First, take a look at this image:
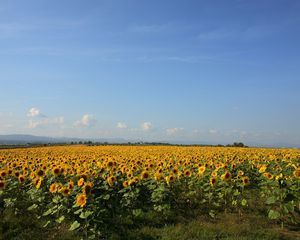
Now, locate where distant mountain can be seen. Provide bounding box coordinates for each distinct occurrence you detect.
[0,134,128,145]
[0,134,56,144]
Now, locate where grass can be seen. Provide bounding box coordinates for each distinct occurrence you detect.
[125,213,300,240]
[1,207,300,240]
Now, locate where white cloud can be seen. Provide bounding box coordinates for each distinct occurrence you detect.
[27,107,44,117]
[116,122,127,129]
[141,122,153,131]
[166,127,184,135]
[74,114,96,127]
[209,129,218,134]
[28,117,64,129]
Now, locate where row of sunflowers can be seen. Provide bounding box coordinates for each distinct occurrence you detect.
[0,145,299,238]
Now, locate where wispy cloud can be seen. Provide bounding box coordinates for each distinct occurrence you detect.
[27,107,45,118]
[28,117,64,129]
[141,122,153,131]
[116,122,128,129]
[166,127,184,135]
[74,114,97,127]
[208,129,218,135]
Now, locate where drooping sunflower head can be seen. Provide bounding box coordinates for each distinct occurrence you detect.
[0,180,5,189]
[84,182,93,195]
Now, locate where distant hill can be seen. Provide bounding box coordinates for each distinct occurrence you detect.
[0,134,128,145]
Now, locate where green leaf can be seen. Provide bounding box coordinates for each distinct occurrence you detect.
[283,202,294,214]
[102,194,110,200]
[233,189,240,196]
[209,210,216,218]
[74,208,83,215]
[55,216,65,223]
[132,209,142,217]
[43,208,53,216]
[43,220,51,228]
[266,196,276,205]
[79,211,93,219]
[268,210,280,220]
[27,203,38,211]
[241,199,247,206]
[69,221,81,231]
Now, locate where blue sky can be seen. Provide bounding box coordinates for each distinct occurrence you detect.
[0,0,300,146]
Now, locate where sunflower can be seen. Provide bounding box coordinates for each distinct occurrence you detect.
[83,182,93,195]
[198,166,206,175]
[14,171,20,178]
[62,188,71,197]
[49,183,58,193]
[293,167,300,178]
[211,171,217,177]
[140,171,150,180]
[154,172,163,181]
[242,176,250,186]
[18,175,25,184]
[184,169,192,177]
[36,169,45,177]
[210,177,217,186]
[237,170,244,177]
[0,170,7,178]
[172,168,179,175]
[106,161,114,168]
[263,172,273,180]
[76,193,87,208]
[78,178,85,187]
[221,171,232,182]
[127,171,133,178]
[122,181,129,188]
[34,177,42,189]
[107,176,117,187]
[259,165,267,173]
[0,180,5,189]
[52,167,60,176]
[165,174,175,185]
[68,180,74,190]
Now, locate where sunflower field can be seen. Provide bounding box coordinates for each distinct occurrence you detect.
[0,145,300,239]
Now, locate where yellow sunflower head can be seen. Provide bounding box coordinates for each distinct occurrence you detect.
[76,193,87,208]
